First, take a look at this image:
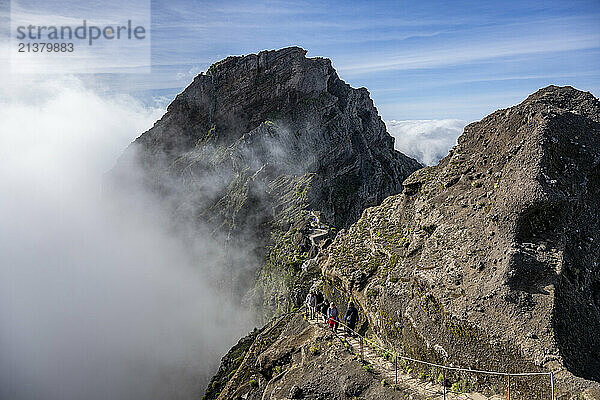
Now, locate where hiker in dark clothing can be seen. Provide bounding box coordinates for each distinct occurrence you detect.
[315,291,324,322]
[315,291,324,310]
[320,299,329,323]
[327,302,339,332]
[344,301,359,336]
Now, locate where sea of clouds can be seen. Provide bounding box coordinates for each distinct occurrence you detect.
[0,75,254,400]
[386,119,466,166]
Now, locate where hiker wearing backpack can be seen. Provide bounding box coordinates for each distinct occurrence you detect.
[320,298,329,323]
[306,291,318,319]
[327,302,339,332]
[344,301,358,336]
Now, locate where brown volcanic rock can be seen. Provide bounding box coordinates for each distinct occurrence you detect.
[121,47,420,230]
[204,86,600,399]
[318,86,600,398]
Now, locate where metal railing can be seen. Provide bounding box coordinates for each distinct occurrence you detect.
[304,305,555,400]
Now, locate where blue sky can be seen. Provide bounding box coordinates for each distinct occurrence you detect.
[117,0,600,121]
[3,0,600,121]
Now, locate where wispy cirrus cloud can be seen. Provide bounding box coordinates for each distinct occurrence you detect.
[4,0,597,122]
[337,31,600,75]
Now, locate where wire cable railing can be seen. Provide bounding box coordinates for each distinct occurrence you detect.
[303,305,555,400]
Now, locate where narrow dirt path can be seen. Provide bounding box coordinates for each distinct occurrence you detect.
[308,228,328,246]
[305,316,504,400]
[307,211,328,247]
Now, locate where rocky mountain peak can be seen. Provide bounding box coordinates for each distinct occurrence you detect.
[139,46,396,162]
[114,47,420,317]
[523,85,600,118]
[201,83,596,399]
[206,46,311,78]
[203,86,600,399]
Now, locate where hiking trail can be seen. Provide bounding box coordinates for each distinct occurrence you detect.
[306,315,505,400]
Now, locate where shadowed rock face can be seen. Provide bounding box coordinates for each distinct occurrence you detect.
[113,47,420,313]
[205,86,600,400]
[131,46,419,230]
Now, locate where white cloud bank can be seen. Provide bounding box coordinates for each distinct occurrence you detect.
[0,76,252,400]
[386,119,466,165]
[0,71,469,400]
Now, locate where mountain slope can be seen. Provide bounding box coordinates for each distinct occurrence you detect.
[209,86,600,399]
[323,85,600,397]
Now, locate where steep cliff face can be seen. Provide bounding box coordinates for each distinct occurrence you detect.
[209,86,600,399]
[113,47,420,315]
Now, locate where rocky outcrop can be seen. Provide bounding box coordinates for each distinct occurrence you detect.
[209,86,600,399]
[203,313,416,400]
[112,47,420,316]
[320,86,600,398]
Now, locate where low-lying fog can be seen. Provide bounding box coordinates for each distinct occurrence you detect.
[0,75,460,400]
[0,76,253,400]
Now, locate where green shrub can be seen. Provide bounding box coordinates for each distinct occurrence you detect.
[437,373,447,386]
[429,368,436,382]
[451,379,468,393]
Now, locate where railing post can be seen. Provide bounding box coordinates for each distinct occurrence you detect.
[443,368,446,400]
[507,375,511,400]
[550,372,555,400]
[395,356,398,385]
[360,337,364,362]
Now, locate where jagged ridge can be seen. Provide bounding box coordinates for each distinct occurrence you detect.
[320,85,600,398]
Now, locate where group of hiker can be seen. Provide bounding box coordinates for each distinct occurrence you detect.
[305,290,359,336]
